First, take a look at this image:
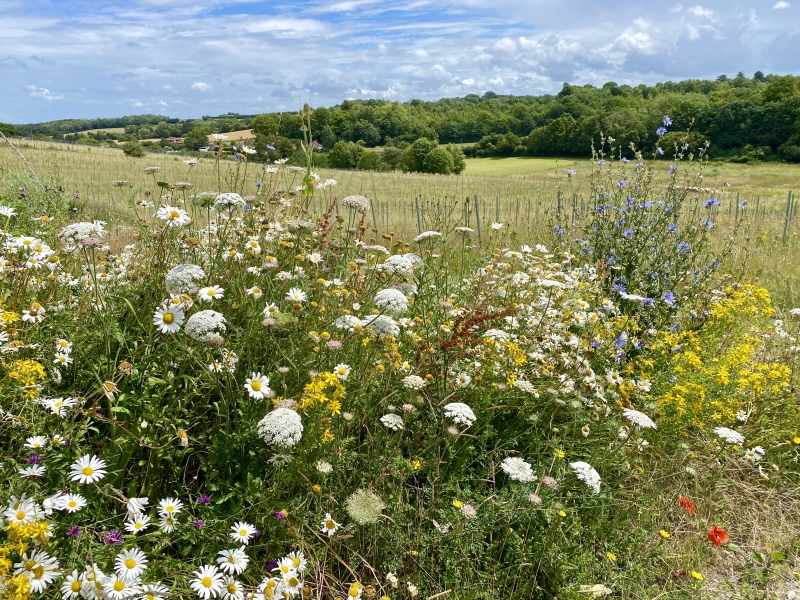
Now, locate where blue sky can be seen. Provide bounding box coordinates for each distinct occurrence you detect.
[1,0,798,123]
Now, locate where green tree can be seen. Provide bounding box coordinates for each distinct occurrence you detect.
[184,126,210,149]
[251,114,279,138]
[122,141,145,157]
[422,147,455,174]
[445,144,466,174]
[403,137,438,172]
[328,141,365,169]
[0,123,21,136]
[381,147,404,171]
[356,150,384,170]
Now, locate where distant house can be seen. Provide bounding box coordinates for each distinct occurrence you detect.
[312,140,325,151]
[168,137,184,144]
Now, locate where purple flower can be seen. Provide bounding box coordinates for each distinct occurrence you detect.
[704,220,714,229]
[102,530,124,546]
[266,144,276,150]
[596,159,606,165]
[677,242,691,253]
[668,165,677,174]
[193,520,205,529]
[72,192,81,200]
[656,127,667,136]
[607,256,616,265]
[66,526,81,537]
[621,157,630,163]
[657,147,664,156]
[668,223,678,233]
[591,340,602,349]
[642,299,654,308]
[623,228,634,238]
[663,291,676,306]
[613,333,628,348]
[28,454,41,464]
[554,225,563,235]
[567,168,576,176]
[266,559,279,571]
[635,162,644,167]
[233,153,241,162]
[19,188,27,199]
[617,179,627,188]
[254,181,261,187]
[198,494,211,506]
[663,116,673,127]
[274,510,287,520]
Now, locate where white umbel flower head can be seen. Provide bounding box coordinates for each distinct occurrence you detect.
[165,264,206,295]
[376,255,414,276]
[402,375,427,390]
[341,195,370,213]
[380,413,404,431]
[413,231,442,243]
[345,489,385,525]
[213,193,246,213]
[257,408,303,448]
[622,408,657,430]
[444,402,476,428]
[362,314,400,338]
[570,461,601,494]
[374,288,409,315]
[58,221,106,251]
[499,457,537,483]
[713,427,745,445]
[185,310,227,345]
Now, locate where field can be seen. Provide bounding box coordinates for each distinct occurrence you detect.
[0,131,799,600]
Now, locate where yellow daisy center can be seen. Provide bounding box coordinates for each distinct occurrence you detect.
[170,211,181,219]
[201,577,213,588]
[82,466,95,476]
[326,520,335,529]
[162,313,175,324]
[114,581,126,592]
[227,584,238,594]
[250,381,261,391]
[16,510,25,520]
[68,501,77,508]
[72,581,82,592]
[125,559,136,569]
[32,565,45,579]
[239,529,248,536]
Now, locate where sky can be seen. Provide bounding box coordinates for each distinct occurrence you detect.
[1,0,798,124]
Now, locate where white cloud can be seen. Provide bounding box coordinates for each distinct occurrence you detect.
[192,81,213,92]
[773,1,790,8]
[26,85,62,100]
[461,78,475,86]
[488,76,504,86]
[669,4,684,12]
[687,5,714,18]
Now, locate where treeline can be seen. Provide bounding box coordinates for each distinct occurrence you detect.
[10,72,800,164]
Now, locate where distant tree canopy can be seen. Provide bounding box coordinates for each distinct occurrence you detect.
[12,73,800,163]
[0,123,21,136]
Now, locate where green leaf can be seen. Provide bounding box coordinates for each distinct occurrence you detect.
[725,542,744,553]
[770,551,785,562]
[110,405,130,414]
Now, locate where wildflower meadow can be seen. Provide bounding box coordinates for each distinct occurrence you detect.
[0,113,798,600]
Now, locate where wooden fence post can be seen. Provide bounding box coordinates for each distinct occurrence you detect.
[783,191,792,243]
[474,194,482,242]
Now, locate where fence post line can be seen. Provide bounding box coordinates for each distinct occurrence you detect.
[557,191,562,216]
[783,190,792,243]
[495,196,499,223]
[515,198,520,226]
[735,192,739,222]
[415,196,422,234]
[474,194,482,242]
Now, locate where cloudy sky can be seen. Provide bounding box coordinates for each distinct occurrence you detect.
[1,0,798,123]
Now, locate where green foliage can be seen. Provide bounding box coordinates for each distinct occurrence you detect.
[328,140,365,169]
[0,122,21,136]
[121,141,145,158]
[356,150,385,171]
[183,126,210,149]
[421,146,455,174]
[404,137,438,172]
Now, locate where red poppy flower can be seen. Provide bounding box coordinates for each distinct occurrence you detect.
[678,496,696,515]
[708,526,730,546]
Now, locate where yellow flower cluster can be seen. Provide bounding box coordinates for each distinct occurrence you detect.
[297,371,346,415]
[0,521,52,600]
[4,359,46,398]
[656,285,789,426]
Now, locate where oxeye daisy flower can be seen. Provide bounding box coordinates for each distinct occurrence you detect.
[125,514,151,534]
[61,569,84,599]
[156,205,191,227]
[61,493,87,513]
[25,435,48,449]
[217,548,249,575]
[230,521,257,544]
[153,303,184,334]
[55,338,73,353]
[102,574,142,600]
[287,551,307,573]
[114,547,148,578]
[244,372,271,400]
[158,515,176,533]
[157,498,183,517]
[246,286,263,299]
[222,575,244,600]
[70,455,107,484]
[14,549,61,593]
[333,363,351,381]
[286,288,307,303]
[263,303,280,316]
[320,512,340,537]
[198,285,224,302]
[19,464,46,478]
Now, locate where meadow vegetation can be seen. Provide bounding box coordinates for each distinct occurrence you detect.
[0,113,798,600]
